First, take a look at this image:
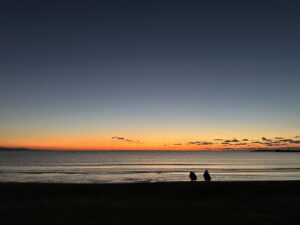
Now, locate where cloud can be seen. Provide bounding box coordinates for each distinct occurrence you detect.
[223,139,240,143]
[262,137,272,142]
[170,135,300,148]
[250,137,300,145]
[265,143,274,146]
[233,143,247,145]
[112,136,141,143]
[264,142,284,146]
[279,139,294,142]
[112,136,125,140]
[188,141,213,145]
[283,140,300,144]
[188,141,201,145]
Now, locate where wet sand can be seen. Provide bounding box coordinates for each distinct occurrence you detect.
[0,181,300,225]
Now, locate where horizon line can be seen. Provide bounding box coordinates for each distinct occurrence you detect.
[2,146,298,152]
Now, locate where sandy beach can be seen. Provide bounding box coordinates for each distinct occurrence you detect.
[0,181,299,225]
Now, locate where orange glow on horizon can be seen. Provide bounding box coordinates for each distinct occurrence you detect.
[1,139,298,151]
[1,130,299,151]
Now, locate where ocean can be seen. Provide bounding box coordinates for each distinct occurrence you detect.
[0,150,299,183]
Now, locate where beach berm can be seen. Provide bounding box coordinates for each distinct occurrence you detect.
[0,181,299,225]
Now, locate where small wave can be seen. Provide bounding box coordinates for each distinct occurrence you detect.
[9,163,229,167]
[0,171,89,175]
[96,163,219,167]
[215,168,300,173]
[1,167,300,176]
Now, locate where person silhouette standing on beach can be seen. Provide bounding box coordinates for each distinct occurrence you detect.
[189,171,197,182]
[203,170,211,182]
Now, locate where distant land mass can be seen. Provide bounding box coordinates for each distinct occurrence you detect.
[0,147,36,151]
[1,147,300,152]
[253,149,300,152]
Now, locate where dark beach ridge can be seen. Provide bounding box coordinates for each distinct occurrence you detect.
[1,181,300,225]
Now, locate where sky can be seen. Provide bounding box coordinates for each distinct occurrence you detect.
[1,0,300,150]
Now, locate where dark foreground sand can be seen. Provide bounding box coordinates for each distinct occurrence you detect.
[0,181,300,225]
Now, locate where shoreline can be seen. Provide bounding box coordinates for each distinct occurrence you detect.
[0,179,299,185]
[1,179,300,184]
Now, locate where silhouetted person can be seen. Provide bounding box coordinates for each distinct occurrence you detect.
[203,170,211,182]
[189,171,197,182]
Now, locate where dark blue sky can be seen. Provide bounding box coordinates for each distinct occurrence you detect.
[1,0,300,149]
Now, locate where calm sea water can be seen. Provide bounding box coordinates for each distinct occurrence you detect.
[0,150,299,183]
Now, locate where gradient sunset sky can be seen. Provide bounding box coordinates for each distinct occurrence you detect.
[1,0,300,150]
